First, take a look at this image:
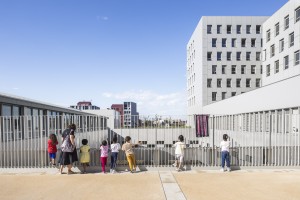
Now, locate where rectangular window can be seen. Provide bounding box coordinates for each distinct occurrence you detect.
[212,38,217,47]
[295,50,300,66]
[246,25,251,34]
[207,25,212,34]
[231,92,236,97]
[237,25,241,34]
[279,39,284,52]
[267,30,271,42]
[212,92,217,101]
[263,49,266,61]
[251,65,256,74]
[217,25,222,34]
[217,52,222,61]
[241,65,246,74]
[227,25,231,34]
[275,60,279,73]
[256,25,261,34]
[212,65,217,74]
[231,65,236,74]
[275,23,279,36]
[222,65,226,74]
[222,92,226,100]
[246,79,251,88]
[256,52,261,61]
[284,15,289,30]
[267,65,270,77]
[207,52,212,61]
[236,52,241,61]
[296,7,300,22]
[270,45,275,57]
[222,38,227,47]
[232,38,236,47]
[207,79,212,88]
[217,79,222,88]
[256,79,261,88]
[227,79,231,88]
[289,32,294,47]
[227,52,232,61]
[241,38,246,47]
[284,55,289,69]
[251,38,256,47]
[246,52,251,61]
[236,79,241,88]
[260,65,263,74]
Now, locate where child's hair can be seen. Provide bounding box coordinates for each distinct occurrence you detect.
[178,135,184,142]
[82,139,88,145]
[125,136,131,142]
[102,140,107,146]
[69,124,76,130]
[223,134,228,141]
[49,134,57,145]
[112,137,118,144]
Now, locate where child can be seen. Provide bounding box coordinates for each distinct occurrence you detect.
[110,136,121,173]
[122,136,139,173]
[80,139,90,174]
[48,134,58,166]
[220,134,231,172]
[100,140,109,173]
[173,135,186,171]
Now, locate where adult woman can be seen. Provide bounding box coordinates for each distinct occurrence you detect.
[60,124,78,174]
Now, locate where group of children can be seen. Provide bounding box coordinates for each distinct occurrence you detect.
[48,133,231,173]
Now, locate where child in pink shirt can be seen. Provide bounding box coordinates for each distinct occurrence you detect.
[100,140,109,173]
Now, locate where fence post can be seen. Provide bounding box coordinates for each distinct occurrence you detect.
[212,115,215,166]
[269,114,272,166]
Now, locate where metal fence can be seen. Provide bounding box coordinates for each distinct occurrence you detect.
[0,114,300,168]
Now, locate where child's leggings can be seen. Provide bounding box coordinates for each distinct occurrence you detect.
[100,157,107,172]
[126,154,136,171]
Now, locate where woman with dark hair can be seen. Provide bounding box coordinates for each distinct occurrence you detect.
[60,124,78,174]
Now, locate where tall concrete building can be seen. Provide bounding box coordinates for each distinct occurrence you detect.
[111,102,139,128]
[187,16,269,115]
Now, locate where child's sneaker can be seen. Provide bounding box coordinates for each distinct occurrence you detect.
[220,168,225,172]
[110,169,112,173]
[227,168,231,172]
[172,163,177,167]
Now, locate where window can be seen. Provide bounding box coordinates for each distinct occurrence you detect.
[227,25,231,34]
[267,65,270,77]
[227,52,232,61]
[222,38,227,47]
[256,79,261,88]
[231,92,236,97]
[227,79,231,88]
[246,25,251,34]
[237,25,241,34]
[246,79,251,88]
[260,65,263,74]
[236,52,241,61]
[207,79,212,87]
[256,25,261,34]
[279,39,284,52]
[222,92,226,100]
[284,55,289,69]
[207,25,212,34]
[263,49,266,61]
[275,23,279,36]
[295,51,300,66]
[212,92,217,101]
[231,65,236,74]
[256,52,261,61]
[222,65,226,74]
[275,60,279,73]
[217,25,222,34]
[212,65,217,74]
[241,38,246,47]
[296,7,300,23]
[236,79,241,88]
[251,38,256,47]
[267,30,271,42]
[232,38,236,47]
[289,32,294,47]
[217,52,222,61]
[241,65,246,74]
[207,52,212,61]
[284,15,289,30]
[212,38,217,47]
[217,79,222,88]
[246,52,251,61]
[270,45,275,57]
[251,65,256,74]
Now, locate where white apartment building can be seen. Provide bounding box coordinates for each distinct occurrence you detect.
[262,0,300,86]
[187,16,269,115]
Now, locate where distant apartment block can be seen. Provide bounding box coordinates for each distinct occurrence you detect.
[111,102,139,128]
[70,101,100,110]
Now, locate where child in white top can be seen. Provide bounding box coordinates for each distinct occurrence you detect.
[220,134,231,172]
[110,136,121,173]
[173,135,186,171]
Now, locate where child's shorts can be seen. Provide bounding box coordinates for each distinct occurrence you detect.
[175,154,184,163]
[49,153,56,159]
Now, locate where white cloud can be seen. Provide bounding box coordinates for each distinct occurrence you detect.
[97,16,109,21]
[102,90,187,116]
[12,87,19,90]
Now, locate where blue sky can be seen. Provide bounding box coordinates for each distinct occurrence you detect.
[0,0,288,115]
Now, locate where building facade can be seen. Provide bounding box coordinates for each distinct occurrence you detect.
[70,101,100,110]
[111,102,139,128]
